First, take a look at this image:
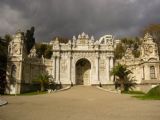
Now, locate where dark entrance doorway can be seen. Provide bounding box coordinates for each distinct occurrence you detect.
[76,59,91,85]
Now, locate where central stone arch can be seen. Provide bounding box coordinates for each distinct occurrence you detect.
[76,58,91,85]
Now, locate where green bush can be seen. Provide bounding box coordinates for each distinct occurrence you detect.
[147,85,160,96]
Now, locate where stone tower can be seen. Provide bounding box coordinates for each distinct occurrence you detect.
[6,31,26,94]
[140,33,159,61]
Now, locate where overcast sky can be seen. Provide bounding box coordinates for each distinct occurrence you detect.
[0,0,160,41]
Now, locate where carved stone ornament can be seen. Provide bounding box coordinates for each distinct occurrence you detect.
[29,46,37,57]
[123,48,134,59]
[12,43,21,55]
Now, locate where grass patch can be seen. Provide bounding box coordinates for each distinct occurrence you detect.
[1,91,47,96]
[146,85,160,96]
[133,95,160,100]
[19,91,47,96]
[130,85,160,100]
[122,89,160,100]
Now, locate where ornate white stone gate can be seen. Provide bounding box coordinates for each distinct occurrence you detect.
[52,33,115,86]
[6,32,116,94]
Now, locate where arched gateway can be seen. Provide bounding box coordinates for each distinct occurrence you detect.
[6,32,115,94]
[76,58,91,85]
[6,31,160,94]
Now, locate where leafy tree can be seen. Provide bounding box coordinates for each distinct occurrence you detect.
[35,43,53,59]
[115,43,125,59]
[44,45,53,59]
[52,36,69,43]
[25,26,35,54]
[33,73,53,91]
[143,24,160,41]
[35,43,47,58]
[111,64,136,92]
[0,34,11,94]
[115,37,141,59]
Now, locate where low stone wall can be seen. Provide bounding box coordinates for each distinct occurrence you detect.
[92,83,159,93]
[134,84,160,93]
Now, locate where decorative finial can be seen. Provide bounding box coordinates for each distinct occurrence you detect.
[91,36,94,41]
[82,32,85,37]
[86,35,89,39]
[78,34,81,39]
[144,32,153,42]
[73,36,76,41]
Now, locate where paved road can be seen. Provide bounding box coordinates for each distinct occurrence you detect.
[0,86,160,120]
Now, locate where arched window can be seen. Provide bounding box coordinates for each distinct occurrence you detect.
[11,65,17,84]
[150,66,156,79]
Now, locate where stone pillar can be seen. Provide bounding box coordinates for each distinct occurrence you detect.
[72,58,75,85]
[109,57,114,81]
[52,56,56,79]
[96,56,100,84]
[56,56,60,84]
[106,57,110,82]
[17,62,22,94]
[68,56,72,85]
[19,62,22,81]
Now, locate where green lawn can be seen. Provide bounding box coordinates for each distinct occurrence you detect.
[2,91,47,96]
[19,91,47,96]
[133,95,160,100]
[124,85,160,100]
[123,90,160,100]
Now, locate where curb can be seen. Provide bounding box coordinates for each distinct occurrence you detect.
[0,99,8,106]
[56,86,71,92]
[48,86,71,93]
[96,86,121,94]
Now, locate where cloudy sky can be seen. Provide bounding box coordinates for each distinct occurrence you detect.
[0,0,160,41]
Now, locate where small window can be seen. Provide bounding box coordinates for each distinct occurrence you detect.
[150,66,156,79]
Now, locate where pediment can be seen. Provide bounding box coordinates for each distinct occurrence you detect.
[148,57,158,62]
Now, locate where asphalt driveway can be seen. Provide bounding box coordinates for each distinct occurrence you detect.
[0,86,160,120]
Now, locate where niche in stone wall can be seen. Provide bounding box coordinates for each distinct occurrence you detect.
[10,64,17,84]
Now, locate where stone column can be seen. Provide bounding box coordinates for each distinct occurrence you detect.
[56,56,60,84]
[17,61,22,94]
[106,57,110,82]
[68,56,72,85]
[109,57,114,81]
[19,62,22,81]
[52,56,56,79]
[72,58,75,85]
[96,56,100,84]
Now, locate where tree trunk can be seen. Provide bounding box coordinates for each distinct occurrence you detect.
[120,81,124,92]
[40,83,44,91]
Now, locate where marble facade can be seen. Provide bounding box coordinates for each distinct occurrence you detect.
[6,32,116,94]
[6,31,160,94]
[117,33,160,91]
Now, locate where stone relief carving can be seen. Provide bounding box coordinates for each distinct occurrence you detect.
[123,48,134,60]
[29,46,37,57]
[61,59,67,72]
[140,33,159,61]
[12,43,21,55]
[100,59,105,71]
